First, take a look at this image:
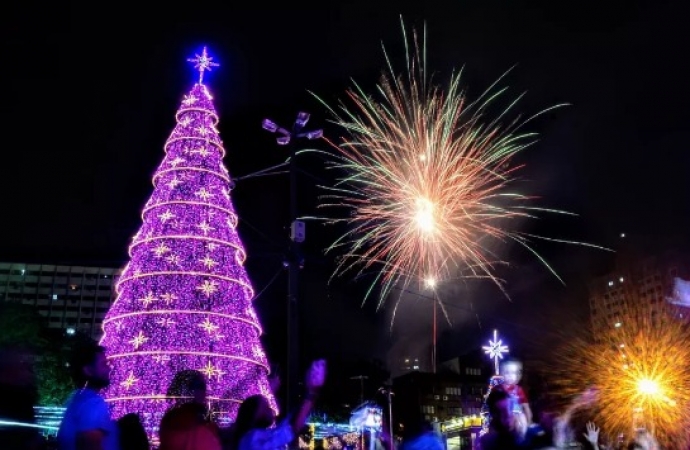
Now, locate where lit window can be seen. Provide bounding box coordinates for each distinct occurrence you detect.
[608,281,614,287]
[615,322,622,328]
[66,328,75,335]
[619,277,624,283]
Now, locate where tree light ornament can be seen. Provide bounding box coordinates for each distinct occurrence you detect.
[100,47,277,439]
[482,329,509,375]
[187,46,219,83]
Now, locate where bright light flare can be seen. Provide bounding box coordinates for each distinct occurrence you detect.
[414,197,436,234]
[637,378,661,397]
[423,275,437,290]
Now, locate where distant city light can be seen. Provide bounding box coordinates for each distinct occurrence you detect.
[608,281,614,287]
[619,277,625,283]
[614,322,622,328]
[66,328,75,335]
[620,232,626,238]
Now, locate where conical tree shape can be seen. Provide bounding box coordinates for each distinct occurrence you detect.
[100,57,277,439]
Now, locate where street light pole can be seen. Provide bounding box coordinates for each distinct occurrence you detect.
[379,385,395,443]
[262,113,322,413]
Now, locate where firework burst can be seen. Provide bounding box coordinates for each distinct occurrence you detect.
[555,297,690,447]
[309,19,599,316]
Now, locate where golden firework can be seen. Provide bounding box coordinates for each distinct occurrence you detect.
[556,296,690,447]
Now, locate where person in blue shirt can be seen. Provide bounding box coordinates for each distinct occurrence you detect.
[57,344,119,450]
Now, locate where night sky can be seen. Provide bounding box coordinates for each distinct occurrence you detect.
[3,1,689,374]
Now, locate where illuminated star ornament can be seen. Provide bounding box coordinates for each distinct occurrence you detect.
[187,46,219,83]
[483,329,509,375]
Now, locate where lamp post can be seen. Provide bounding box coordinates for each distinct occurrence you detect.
[423,276,438,373]
[379,385,395,443]
[262,113,322,412]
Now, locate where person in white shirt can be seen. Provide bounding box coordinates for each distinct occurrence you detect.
[230,359,326,450]
[57,344,119,450]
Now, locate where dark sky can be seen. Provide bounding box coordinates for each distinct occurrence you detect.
[2,1,689,373]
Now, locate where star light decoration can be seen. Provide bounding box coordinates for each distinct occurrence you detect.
[187,46,219,83]
[121,371,139,390]
[483,329,509,375]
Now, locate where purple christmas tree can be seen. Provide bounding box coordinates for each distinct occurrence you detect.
[100,47,277,439]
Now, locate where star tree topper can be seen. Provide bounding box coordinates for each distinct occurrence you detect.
[187,46,219,83]
[483,329,509,375]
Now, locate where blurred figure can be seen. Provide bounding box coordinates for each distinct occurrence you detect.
[399,420,443,450]
[553,387,599,448]
[116,413,149,450]
[523,396,557,449]
[477,387,524,450]
[159,370,221,450]
[627,429,659,450]
[57,344,119,450]
[500,359,533,427]
[231,359,326,450]
[0,344,43,450]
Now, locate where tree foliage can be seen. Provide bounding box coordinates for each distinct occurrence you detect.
[0,302,95,405]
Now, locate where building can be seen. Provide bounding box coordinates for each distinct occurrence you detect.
[401,356,423,372]
[588,246,689,336]
[438,353,489,417]
[393,371,464,428]
[393,356,489,449]
[0,262,121,340]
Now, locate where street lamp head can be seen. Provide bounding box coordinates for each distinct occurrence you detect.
[277,135,291,146]
[305,129,323,140]
[296,112,310,127]
[262,118,278,133]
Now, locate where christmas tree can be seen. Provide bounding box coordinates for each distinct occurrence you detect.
[100,47,277,438]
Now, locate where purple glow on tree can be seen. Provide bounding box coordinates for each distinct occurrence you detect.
[99,48,277,440]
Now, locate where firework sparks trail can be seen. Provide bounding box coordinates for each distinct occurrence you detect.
[307,19,603,321]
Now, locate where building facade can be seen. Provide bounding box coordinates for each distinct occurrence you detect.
[0,262,121,340]
[393,365,488,450]
[589,249,689,336]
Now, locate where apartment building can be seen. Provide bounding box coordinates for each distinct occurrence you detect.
[0,262,121,340]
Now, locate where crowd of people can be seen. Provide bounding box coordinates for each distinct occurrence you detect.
[0,342,672,450]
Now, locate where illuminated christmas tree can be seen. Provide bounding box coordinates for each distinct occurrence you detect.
[100,47,277,438]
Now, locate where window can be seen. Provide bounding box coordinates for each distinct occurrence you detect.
[445,387,461,396]
[421,405,435,414]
